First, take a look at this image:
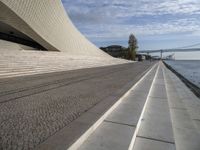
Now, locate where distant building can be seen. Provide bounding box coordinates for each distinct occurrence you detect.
[135,54,151,61]
[100,45,128,58]
[100,45,152,61]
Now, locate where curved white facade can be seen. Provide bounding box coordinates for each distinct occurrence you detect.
[0,0,110,57]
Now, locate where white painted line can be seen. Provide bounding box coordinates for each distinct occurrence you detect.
[128,62,160,150]
[68,63,158,150]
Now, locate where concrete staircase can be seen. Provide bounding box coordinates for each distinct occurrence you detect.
[0,50,130,79]
[66,62,200,150]
[0,39,37,51]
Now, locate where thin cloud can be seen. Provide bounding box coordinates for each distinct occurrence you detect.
[62,0,200,48]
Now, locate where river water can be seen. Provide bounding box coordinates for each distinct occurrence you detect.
[164,60,200,88]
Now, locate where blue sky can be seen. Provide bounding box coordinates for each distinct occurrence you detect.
[62,0,200,59]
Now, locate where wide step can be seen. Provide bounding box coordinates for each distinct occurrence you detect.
[0,50,130,78]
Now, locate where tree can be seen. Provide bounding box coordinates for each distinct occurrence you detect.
[128,34,138,60]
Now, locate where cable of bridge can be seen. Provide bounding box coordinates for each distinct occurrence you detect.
[139,42,200,53]
[172,42,200,49]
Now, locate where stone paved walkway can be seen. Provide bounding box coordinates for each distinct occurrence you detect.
[0,62,154,150]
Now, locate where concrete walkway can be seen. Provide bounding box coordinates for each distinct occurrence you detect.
[74,62,200,150]
[163,64,200,150]
[69,63,158,150]
[0,62,154,150]
[1,61,199,150]
[133,63,175,150]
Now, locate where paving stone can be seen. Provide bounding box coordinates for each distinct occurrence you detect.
[149,84,167,99]
[105,98,146,126]
[173,127,200,150]
[133,137,175,150]
[138,98,174,143]
[78,122,135,150]
[170,109,196,129]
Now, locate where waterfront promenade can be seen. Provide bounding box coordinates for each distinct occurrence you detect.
[0,61,154,149]
[0,61,200,150]
[69,62,200,150]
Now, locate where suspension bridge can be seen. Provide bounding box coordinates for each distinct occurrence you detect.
[138,42,200,58]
